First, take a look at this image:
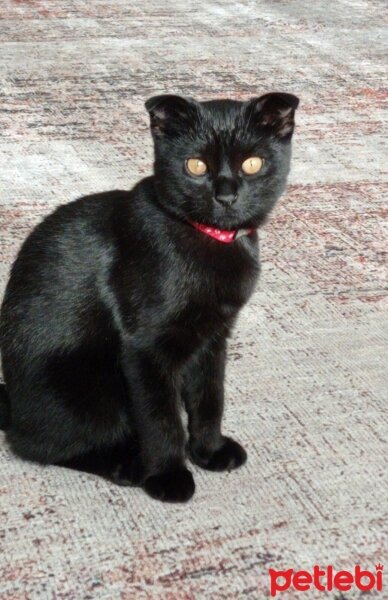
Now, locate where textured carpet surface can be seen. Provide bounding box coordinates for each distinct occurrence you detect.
[0,1,387,598]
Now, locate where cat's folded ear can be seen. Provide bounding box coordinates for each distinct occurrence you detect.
[145,95,199,137]
[247,93,299,140]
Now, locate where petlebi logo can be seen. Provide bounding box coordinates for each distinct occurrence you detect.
[269,563,384,596]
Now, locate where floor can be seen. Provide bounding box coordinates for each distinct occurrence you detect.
[0,1,387,598]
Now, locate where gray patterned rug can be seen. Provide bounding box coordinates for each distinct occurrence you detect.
[0,1,386,598]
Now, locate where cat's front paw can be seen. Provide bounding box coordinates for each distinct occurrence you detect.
[189,436,247,472]
[144,467,195,503]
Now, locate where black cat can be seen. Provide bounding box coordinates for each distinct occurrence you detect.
[0,93,298,502]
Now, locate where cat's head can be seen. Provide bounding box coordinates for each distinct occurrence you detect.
[145,93,299,230]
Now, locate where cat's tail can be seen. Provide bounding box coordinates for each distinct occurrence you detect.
[0,383,11,430]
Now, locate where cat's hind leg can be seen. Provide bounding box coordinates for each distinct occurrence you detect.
[56,436,144,486]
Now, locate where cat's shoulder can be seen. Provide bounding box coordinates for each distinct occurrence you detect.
[41,178,152,225]
[62,176,155,216]
[59,188,131,215]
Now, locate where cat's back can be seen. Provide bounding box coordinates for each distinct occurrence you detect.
[0,189,135,355]
[6,188,136,282]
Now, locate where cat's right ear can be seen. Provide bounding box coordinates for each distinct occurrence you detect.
[144,95,199,137]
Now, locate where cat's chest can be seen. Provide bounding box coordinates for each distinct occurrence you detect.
[156,257,259,362]
[177,250,259,312]
[157,301,234,363]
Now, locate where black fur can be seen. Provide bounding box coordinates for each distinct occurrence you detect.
[0,383,10,429]
[0,93,298,502]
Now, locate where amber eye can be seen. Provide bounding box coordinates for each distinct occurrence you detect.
[186,158,208,176]
[241,156,264,175]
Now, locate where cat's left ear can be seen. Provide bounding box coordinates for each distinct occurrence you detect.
[247,93,299,140]
[145,94,199,137]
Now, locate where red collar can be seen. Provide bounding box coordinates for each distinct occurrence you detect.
[189,221,254,243]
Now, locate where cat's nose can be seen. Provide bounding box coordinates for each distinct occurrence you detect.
[215,193,238,207]
[214,177,238,207]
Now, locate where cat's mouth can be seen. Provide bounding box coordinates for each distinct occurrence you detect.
[196,210,253,232]
[188,220,253,243]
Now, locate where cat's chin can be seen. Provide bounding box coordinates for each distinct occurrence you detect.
[159,198,261,232]
[208,205,274,231]
[192,213,256,232]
